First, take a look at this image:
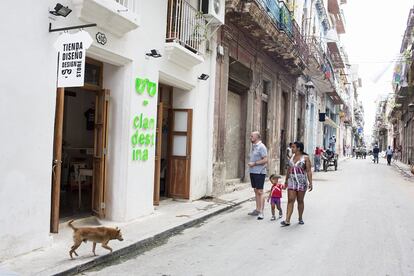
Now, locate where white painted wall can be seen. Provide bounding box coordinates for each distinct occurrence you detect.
[103,63,130,221]
[0,0,57,260]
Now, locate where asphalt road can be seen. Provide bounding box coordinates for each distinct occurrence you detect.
[84,158,414,276]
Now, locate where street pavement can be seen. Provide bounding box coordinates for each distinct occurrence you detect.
[83,158,414,276]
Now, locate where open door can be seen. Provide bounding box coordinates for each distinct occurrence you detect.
[50,88,65,233]
[153,102,163,205]
[92,89,109,218]
[167,109,192,199]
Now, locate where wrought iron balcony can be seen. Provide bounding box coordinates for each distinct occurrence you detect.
[327,0,346,33]
[258,0,293,37]
[226,0,306,74]
[309,37,335,84]
[115,0,137,12]
[293,20,309,65]
[166,0,206,55]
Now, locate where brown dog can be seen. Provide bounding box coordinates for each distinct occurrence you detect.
[68,220,124,259]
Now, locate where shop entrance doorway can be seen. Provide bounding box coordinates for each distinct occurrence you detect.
[153,84,193,205]
[50,58,109,233]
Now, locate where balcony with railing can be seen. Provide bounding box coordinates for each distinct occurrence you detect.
[72,0,139,36]
[257,0,294,37]
[293,21,310,65]
[226,0,307,74]
[327,0,346,34]
[164,0,206,68]
[315,0,331,32]
[309,37,335,86]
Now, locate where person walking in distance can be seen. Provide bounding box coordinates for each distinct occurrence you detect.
[386,146,393,166]
[247,132,268,220]
[314,146,323,172]
[329,135,336,153]
[280,142,313,226]
[373,144,380,164]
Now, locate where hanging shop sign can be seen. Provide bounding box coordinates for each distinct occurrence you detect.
[54,30,93,88]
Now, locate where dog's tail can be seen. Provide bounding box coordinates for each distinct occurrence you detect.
[68,220,78,231]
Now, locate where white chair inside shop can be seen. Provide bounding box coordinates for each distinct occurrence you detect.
[77,168,93,209]
[70,163,87,191]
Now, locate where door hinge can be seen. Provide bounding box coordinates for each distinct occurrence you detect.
[101,202,106,209]
[103,148,108,155]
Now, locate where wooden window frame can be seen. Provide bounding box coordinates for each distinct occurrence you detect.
[83,57,104,91]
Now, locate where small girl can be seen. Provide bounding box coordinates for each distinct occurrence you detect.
[268,174,285,221]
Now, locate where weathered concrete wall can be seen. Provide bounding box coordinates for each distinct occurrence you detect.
[224,91,243,180]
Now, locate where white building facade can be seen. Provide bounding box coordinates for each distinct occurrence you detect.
[0,0,223,260]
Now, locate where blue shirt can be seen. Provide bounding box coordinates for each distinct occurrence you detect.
[249,142,268,174]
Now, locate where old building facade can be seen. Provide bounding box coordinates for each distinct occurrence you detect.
[376,7,414,164]
[211,0,310,193]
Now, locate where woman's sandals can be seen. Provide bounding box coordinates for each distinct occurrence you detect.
[280,221,290,227]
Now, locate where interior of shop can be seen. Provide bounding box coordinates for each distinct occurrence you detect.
[59,87,96,219]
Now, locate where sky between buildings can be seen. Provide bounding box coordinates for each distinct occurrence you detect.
[341,0,414,137]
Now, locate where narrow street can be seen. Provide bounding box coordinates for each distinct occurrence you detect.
[84,158,414,276]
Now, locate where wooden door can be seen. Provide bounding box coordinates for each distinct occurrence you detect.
[153,103,163,205]
[167,109,192,199]
[92,89,110,218]
[50,88,65,233]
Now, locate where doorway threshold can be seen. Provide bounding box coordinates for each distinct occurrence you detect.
[59,213,98,225]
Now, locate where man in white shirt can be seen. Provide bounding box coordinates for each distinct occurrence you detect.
[386,146,393,166]
[247,132,268,220]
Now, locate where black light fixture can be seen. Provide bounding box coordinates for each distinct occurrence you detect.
[304,80,314,89]
[146,49,162,58]
[49,3,72,17]
[198,74,209,80]
[408,102,414,113]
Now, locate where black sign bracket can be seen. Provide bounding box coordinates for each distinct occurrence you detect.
[49,22,97,33]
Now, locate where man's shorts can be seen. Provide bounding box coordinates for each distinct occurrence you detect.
[250,173,266,190]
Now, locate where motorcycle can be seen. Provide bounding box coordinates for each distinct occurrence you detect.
[322,150,338,171]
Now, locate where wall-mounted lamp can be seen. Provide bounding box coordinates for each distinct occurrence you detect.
[146,49,162,58]
[408,102,414,113]
[49,3,72,17]
[304,81,314,89]
[198,74,209,81]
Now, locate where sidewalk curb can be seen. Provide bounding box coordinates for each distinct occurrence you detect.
[53,196,254,276]
[392,162,413,179]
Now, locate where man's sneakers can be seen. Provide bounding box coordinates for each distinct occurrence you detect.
[270,215,276,221]
[248,209,259,216]
[248,209,264,220]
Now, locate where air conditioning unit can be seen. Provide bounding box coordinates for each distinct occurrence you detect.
[201,0,225,26]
